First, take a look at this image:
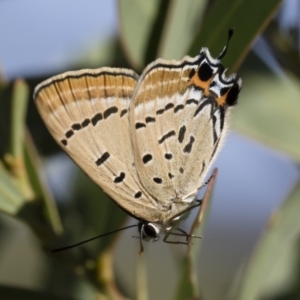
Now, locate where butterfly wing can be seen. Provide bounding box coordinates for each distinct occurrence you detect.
[130,49,241,207]
[34,68,163,222]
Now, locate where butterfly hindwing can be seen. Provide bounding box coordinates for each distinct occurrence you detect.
[130,50,239,205]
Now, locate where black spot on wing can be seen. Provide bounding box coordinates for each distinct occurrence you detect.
[143,154,153,164]
[156,108,164,115]
[174,104,184,113]
[212,115,218,144]
[189,68,196,78]
[82,118,90,127]
[200,161,206,176]
[164,153,172,160]
[219,106,225,131]
[120,109,128,117]
[198,62,213,81]
[168,172,174,179]
[146,116,155,123]
[220,87,230,96]
[104,106,118,119]
[194,99,211,117]
[183,136,195,153]
[92,113,103,126]
[114,172,126,183]
[134,191,142,198]
[165,103,174,110]
[72,123,82,131]
[186,99,198,106]
[211,106,225,144]
[65,130,74,139]
[158,130,176,144]
[226,82,240,106]
[153,177,163,184]
[95,152,110,166]
[178,125,186,143]
[179,167,184,174]
[136,122,146,129]
[61,139,67,146]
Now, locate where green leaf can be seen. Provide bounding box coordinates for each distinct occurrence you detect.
[234,180,300,300]
[10,79,29,159]
[23,131,63,235]
[233,72,300,162]
[0,80,63,245]
[0,162,24,214]
[6,80,35,200]
[158,0,208,60]
[118,0,208,67]
[119,0,283,74]
[189,0,283,72]
[0,80,32,215]
[118,0,161,69]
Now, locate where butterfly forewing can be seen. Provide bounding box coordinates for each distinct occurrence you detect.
[130,52,232,206]
[34,68,162,222]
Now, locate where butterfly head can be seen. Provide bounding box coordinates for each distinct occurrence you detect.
[138,221,161,242]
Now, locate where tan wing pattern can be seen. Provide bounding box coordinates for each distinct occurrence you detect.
[130,49,242,205]
[34,68,164,222]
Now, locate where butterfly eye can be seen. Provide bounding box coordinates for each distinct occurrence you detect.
[141,223,160,242]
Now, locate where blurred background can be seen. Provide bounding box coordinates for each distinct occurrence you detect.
[0,0,300,299]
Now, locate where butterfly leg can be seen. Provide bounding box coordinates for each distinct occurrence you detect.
[174,228,202,242]
[163,228,202,245]
[163,231,190,245]
[131,235,144,254]
[138,224,145,254]
[131,226,145,254]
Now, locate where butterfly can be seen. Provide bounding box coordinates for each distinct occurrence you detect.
[34,30,242,252]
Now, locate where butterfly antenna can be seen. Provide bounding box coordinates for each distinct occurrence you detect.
[218,28,234,60]
[50,224,139,253]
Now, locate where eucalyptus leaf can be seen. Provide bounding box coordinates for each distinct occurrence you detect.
[233,72,300,162]
[157,0,208,60]
[0,162,24,215]
[118,0,161,69]
[189,0,283,72]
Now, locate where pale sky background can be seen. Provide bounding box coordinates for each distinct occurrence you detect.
[0,0,117,78]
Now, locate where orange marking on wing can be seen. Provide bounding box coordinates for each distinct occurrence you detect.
[216,93,228,106]
[189,72,213,96]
